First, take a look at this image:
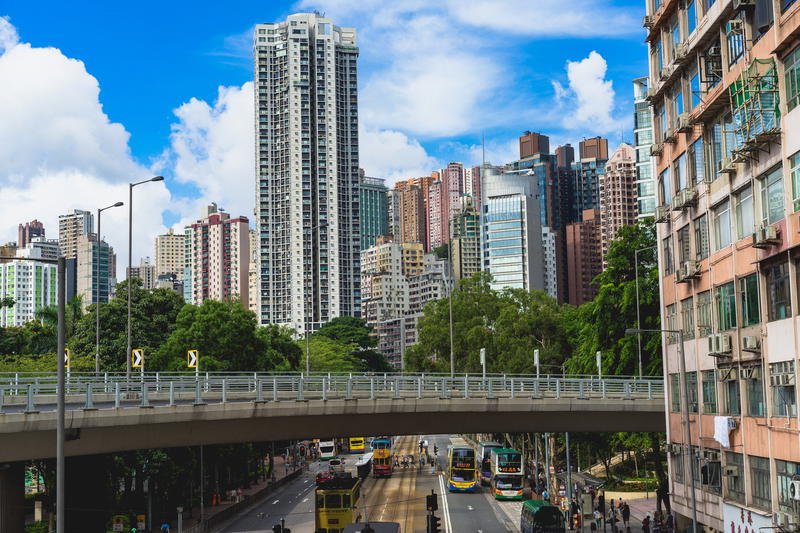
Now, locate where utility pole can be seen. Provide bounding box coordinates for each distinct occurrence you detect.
[56,257,65,533]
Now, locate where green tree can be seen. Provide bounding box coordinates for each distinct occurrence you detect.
[564,219,661,376]
[307,335,364,372]
[315,317,392,372]
[433,243,449,259]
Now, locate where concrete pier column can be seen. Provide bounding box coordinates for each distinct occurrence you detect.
[0,462,24,533]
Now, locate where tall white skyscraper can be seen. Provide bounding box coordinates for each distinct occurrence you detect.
[254,13,361,333]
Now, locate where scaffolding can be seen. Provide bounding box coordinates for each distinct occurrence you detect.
[727,58,781,162]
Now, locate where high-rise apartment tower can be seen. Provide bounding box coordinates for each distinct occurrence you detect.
[254,13,361,333]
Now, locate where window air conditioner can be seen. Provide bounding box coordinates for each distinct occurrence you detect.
[790,480,800,501]
[717,158,736,174]
[724,465,740,477]
[643,15,654,28]
[753,225,780,248]
[742,336,760,352]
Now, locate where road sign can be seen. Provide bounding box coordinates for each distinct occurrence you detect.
[64,348,71,368]
[549,465,555,475]
[112,516,125,532]
[132,349,144,368]
[136,514,145,529]
[187,350,199,368]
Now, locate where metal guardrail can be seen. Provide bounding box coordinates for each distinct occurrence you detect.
[0,373,664,414]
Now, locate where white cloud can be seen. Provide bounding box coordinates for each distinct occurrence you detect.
[442,0,639,37]
[0,16,18,53]
[360,128,440,184]
[0,19,171,276]
[158,82,256,228]
[555,51,624,135]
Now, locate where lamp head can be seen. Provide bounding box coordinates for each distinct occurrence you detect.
[113,202,124,207]
[151,176,165,182]
[625,328,643,335]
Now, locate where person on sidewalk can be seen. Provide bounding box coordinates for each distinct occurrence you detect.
[642,515,651,533]
[621,501,631,528]
[160,522,170,533]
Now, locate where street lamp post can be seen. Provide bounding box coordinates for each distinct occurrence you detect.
[95,202,123,375]
[626,327,698,533]
[126,176,164,383]
[634,245,657,378]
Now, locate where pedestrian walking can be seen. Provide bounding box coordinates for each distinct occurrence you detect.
[621,501,631,527]
[160,522,170,533]
[542,488,550,502]
[642,515,651,533]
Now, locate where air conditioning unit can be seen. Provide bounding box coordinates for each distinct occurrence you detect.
[720,334,732,353]
[677,112,692,133]
[717,158,736,174]
[717,367,738,380]
[704,450,720,462]
[710,334,733,355]
[724,465,741,477]
[753,225,780,248]
[733,0,756,11]
[773,373,797,387]
[726,19,744,35]
[790,480,800,501]
[681,260,701,280]
[675,43,688,62]
[655,205,671,223]
[664,126,678,143]
[643,15,655,28]
[651,142,664,156]
[742,336,760,352]
[775,512,789,528]
[740,366,758,379]
[660,66,673,81]
[673,188,698,210]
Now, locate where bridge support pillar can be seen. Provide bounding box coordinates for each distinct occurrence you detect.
[0,462,24,533]
[66,455,109,532]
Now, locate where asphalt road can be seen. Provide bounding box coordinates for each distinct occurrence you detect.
[220,434,518,533]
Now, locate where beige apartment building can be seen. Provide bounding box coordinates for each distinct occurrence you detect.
[154,228,185,278]
[360,238,424,324]
[647,0,800,531]
[58,209,94,259]
[600,143,638,266]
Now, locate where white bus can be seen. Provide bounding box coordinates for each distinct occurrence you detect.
[319,439,337,460]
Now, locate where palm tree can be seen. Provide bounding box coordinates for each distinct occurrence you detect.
[34,295,84,340]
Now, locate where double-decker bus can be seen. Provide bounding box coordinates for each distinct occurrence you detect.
[319,439,337,461]
[447,438,478,492]
[490,448,524,500]
[371,437,393,477]
[315,474,362,533]
[520,500,565,533]
[478,441,502,485]
[349,437,366,453]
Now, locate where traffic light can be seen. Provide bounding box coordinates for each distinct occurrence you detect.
[433,445,438,455]
[598,494,605,514]
[427,514,442,533]
[426,491,438,512]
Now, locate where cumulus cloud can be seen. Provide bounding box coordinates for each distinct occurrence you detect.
[158,83,256,227]
[0,18,171,276]
[360,128,440,184]
[554,51,624,135]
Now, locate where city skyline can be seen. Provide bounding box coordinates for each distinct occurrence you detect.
[0,2,649,276]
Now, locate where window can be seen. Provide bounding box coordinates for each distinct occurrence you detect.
[750,456,771,510]
[771,361,797,417]
[725,378,741,415]
[759,166,785,226]
[689,65,701,109]
[738,274,761,327]
[694,214,709,260]
[663,236,674,276]
[689,139,705,183]
[671,373,681,412]
[666,304,678,343]
[716,282,736,331]
[702,370,717,413]
[697,291,712,337]
[687,1,697,35]
[673,448,685,483]
[687,371,699,413]
[777,459,800,512]
[746,369,766,417]
[659,168,672,205]
[670,17,681,61]
[655,39,664,73]
[727,16,745,66]
[675,153,687,191]
[766,262,791,321]
[734,185,754,240]
[790,152,800,212]
[726,452,745,503]
[673,83,684,120]
[785,45,800,111]
[703,458,722,495]
[682,297,695,340]
[712,199,731,251]
[678,225,691,263]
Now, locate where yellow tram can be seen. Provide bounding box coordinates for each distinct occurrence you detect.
[315,474,362,533]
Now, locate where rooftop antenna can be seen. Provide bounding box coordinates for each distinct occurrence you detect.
[481,132,486,167]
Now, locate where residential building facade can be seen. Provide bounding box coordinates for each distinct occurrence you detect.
[254,13,361,333]
[17,220,45,249]
[565,208,602,306]
[58,209,94,259]
[0,259,58,327]
[359,175,389,250]
[154,228,185,278]
[451,195,481,281]
[76,234,116,311]
[600,142,638,264]
[127,258,157,290]
[647,1,800,531]
[184,204,250,307]
[634,77,657,218]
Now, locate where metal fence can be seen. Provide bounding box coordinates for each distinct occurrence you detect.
[0,373,664,414]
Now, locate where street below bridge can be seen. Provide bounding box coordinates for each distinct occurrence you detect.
[221,434,521,533]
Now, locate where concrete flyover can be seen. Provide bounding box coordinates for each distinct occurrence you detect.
[0,372,666,461]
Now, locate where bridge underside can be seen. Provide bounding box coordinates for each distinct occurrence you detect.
[0,397,665,461]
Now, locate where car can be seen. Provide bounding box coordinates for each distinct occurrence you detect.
[316,471,334,484]
[329,458,345,474]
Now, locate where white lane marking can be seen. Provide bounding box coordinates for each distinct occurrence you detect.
[438,473,453,533]
[302,498,309,503]
[272,499,279,504]
[468,505,474,511]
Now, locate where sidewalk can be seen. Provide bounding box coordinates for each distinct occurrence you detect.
[177,455,303,531]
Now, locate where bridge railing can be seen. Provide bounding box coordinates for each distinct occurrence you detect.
[0,373,664,414]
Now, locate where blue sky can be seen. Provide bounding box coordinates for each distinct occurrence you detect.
[0,0,648,273]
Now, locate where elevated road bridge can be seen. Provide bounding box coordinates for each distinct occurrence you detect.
[0,372,666,461]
